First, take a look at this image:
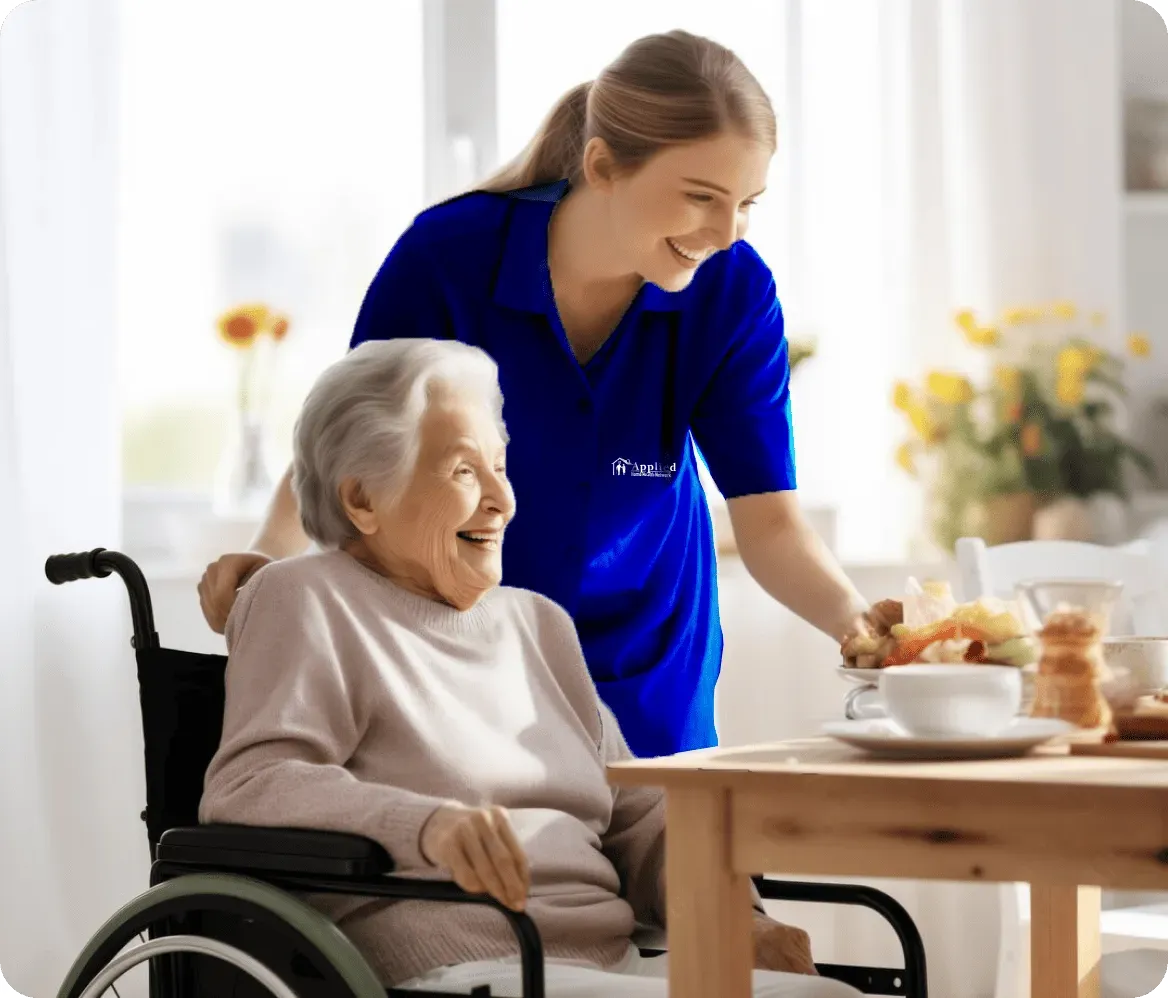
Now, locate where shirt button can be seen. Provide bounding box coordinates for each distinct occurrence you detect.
[577,397,592,414]
[578,480,591,494]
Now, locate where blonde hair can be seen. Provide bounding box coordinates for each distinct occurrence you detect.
[478,30,775,193]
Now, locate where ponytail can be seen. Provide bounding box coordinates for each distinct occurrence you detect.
[476,81,592,193]
[472,32,774,198]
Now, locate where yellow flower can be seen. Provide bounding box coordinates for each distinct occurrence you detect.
[994,364,1021,396]
[964,324,1000,347]
[891,380,914,412]
[216,302,272,349]
[954,309,978,333]
[270,314,291,342]
[925,371,974,405]
[1050,301,1077,321]
[1056,345,1095,376]
[1056,374,1085,407]
[906,402,939,444]
[895,442,916,477]
[1021,423,1043,457]
[1128,333,1152,358]
[1002,307,1030,326]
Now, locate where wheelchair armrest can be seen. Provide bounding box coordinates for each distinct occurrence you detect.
[157,823,394,878]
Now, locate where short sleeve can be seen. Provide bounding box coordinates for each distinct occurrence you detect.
[350,222,454,349]
[690,274,796,499]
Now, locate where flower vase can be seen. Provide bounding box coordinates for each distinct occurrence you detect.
[979,492,1037,546]
[1033,497,1093,542]
[213,412,276,519]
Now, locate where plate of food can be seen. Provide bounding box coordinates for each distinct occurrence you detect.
[840,579,1037,674]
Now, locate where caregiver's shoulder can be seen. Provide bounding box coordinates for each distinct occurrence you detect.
[397,189,514,257]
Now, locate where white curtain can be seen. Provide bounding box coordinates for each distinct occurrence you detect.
[0,1,146,996]
[787,0,1124,564]
[771,1,1122,995]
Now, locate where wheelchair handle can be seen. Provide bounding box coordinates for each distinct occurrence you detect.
[45,548,115,584]
[44,548,159,649]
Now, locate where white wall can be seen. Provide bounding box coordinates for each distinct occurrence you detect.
[1122,0,1168,486]
[1123,0,1168,99]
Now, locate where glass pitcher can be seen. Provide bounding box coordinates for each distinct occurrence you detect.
[1014,579,1124,637]
[1015,578,1124,730]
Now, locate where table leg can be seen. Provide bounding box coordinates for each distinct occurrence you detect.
[1029,885,1101,998]
[665,786,753,998]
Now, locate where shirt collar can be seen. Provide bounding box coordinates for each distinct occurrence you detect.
[492,180,689,314]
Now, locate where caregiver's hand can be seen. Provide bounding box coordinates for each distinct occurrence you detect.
[751,912,819,975]
[420,803,531,912]
[198,552,272,634]
[840,599,904,648]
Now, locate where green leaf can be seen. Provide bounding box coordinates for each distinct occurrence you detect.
[1124,443,1158,482]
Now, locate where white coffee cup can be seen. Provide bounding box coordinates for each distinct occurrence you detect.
[1101,637,1168,710]
[878,664,1022,738]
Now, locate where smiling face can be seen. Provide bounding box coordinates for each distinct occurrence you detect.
[340,383,515,610]
[586,131,772,293]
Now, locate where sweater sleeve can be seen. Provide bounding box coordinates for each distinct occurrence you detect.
[198,567,449,870]
[598,704,765,926]
[598,703,669,928]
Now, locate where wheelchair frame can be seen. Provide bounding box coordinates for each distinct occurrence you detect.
[46,547,928,998]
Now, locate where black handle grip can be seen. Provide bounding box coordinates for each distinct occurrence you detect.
[45,549,113,585]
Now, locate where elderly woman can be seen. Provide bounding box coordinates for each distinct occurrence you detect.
[200,339,858,998]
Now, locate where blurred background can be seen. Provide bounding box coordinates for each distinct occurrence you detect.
[105,0,1168,572]
[3,2,1168,996]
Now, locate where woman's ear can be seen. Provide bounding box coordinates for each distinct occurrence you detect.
[581,137,620,192]
[338,477,379,536]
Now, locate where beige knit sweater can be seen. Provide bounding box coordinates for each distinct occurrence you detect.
[199,549,667,986]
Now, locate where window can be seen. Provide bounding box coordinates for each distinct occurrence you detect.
[117,0,425,489]
[117,1,918,563]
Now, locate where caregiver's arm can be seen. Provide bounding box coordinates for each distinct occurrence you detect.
[728,490,870,644]
[197,465,309,633]
[250,464,310,559]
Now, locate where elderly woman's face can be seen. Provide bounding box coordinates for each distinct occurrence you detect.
[343,386,515,610]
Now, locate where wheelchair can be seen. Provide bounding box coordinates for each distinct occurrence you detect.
[45,548,929,998]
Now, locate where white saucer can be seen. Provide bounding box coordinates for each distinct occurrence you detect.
[821,717,1075,760]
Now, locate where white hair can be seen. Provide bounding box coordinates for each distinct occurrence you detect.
[292,338,507,548]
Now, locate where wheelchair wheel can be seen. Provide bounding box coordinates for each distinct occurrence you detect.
[56,872,386,998]
[75,935,298,998]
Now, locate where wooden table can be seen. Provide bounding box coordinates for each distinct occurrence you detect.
[607,738,1168,998]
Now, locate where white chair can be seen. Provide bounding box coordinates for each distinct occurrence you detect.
[954,535,1168,998]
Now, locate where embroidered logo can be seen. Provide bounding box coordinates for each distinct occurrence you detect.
[612,457,675,479]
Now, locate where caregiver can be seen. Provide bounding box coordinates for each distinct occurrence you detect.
[198,29,875,759]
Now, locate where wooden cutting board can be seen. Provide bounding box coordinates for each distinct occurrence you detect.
[1069,739,1168,758]
[1068,696,1168,757]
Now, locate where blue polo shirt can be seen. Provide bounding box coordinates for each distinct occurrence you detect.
[350,180,796,758]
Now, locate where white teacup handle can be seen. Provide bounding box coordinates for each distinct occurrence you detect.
[844,685,886,720]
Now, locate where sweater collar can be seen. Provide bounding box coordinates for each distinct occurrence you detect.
[337,552,497,633]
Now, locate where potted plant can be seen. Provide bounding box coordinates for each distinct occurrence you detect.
[892,304,1155,551]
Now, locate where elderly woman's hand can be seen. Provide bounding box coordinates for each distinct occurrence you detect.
[751,912,818,975]
[420,803,531,912]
